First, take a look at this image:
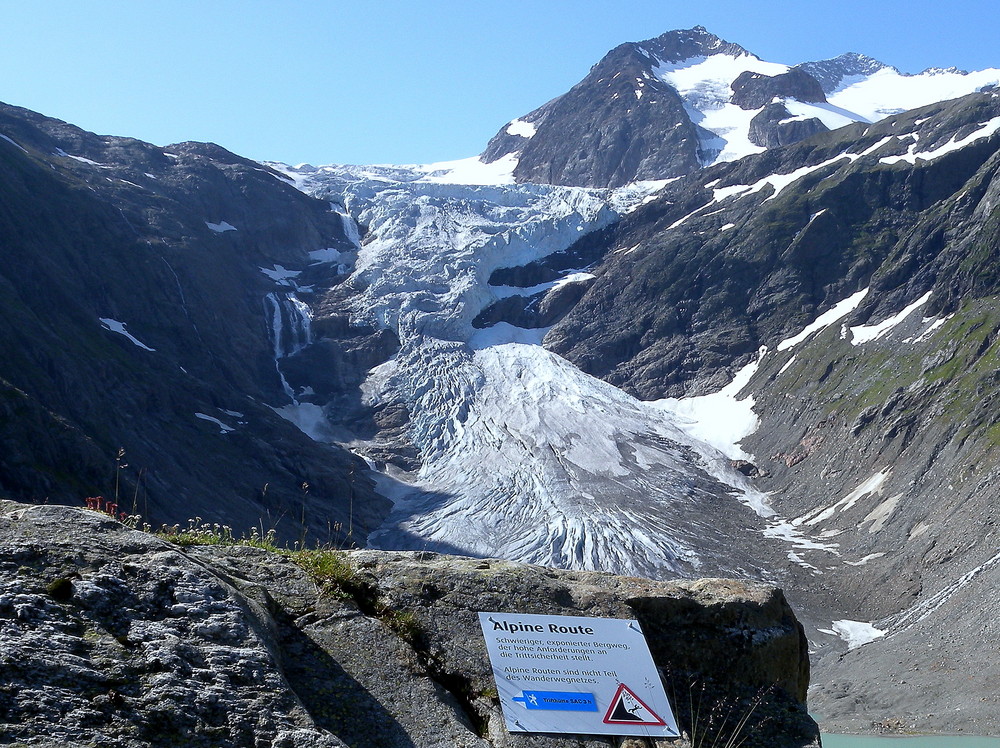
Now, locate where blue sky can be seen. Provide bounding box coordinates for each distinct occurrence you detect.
[2,1,998,166]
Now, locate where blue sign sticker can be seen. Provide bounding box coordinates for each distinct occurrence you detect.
[512,690,598,712]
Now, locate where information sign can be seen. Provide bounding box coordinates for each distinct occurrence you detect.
[478,612,679,737]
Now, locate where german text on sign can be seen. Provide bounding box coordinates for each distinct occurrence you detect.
[478,612,679,737]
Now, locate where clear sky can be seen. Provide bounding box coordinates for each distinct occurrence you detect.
[2,0,998,166]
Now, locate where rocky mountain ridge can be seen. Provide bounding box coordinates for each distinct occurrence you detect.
[0,101,387,545]
[528,88,1000,732]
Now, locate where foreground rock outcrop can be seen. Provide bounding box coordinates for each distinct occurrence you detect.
[0,501,819,747]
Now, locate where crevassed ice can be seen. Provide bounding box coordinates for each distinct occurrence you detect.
[291,165,774,578]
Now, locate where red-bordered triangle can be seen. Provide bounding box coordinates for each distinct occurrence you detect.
[602,683,666,726]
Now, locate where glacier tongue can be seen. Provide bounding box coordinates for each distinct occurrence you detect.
[293,164,770,578]
[369,341,768,577]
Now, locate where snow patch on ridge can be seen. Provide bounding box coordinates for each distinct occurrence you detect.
[1,133,28,153]
[905,314,953,343]
[99,318,155,351]
[778,288,869,351]
[505,119,537,138]
[848,291,931,343]
[879,116,1000,165]
[818,620,886,649]
[829,66,1000,122]
[195,413,235,434]
[796,469,891,527]
[54,147,113,167]
[783,99,861,130]
[260,265,301,285]
[654,351,762,462]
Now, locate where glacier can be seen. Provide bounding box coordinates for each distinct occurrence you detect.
[269,161,778,579]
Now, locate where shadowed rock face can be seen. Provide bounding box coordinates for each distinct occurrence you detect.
[484,46,704,188]
[730,69,827,111]
[0,102,389,544]
[748,102,829,148]
[0,501,819,747]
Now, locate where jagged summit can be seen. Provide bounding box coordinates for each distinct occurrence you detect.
[630,25,751,63]
[478,28,719,188]
[795,52,896,93]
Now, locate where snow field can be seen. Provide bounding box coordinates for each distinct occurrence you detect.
[817,620,886,649]
[195,413,235,434]
[641,47,1000,168]
[205,220,237,233]
[828,66,1000,122]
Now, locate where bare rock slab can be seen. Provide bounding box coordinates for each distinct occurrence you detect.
[0,501,819,747]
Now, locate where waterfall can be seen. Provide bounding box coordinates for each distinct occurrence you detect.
[264,292,313,400]
[264,292,312,358]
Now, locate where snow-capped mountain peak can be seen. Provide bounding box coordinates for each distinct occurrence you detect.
[480,27,1000,186]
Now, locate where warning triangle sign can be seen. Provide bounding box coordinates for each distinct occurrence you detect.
[602,683,667,726]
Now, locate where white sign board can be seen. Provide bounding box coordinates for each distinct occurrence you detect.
[478,612,679,737]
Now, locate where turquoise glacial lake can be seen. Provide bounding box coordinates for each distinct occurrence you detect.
[822,735,1000,748]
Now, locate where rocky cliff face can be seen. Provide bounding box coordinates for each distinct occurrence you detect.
[480,38,707,188]
[794,53,895,94]
[0,501,818,747]
[544,91,1000,398]
[748,102,828,148]
[0,102,387,544]
[729,69,827,111]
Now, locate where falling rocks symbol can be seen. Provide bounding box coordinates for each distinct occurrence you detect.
[602,683,666,726]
